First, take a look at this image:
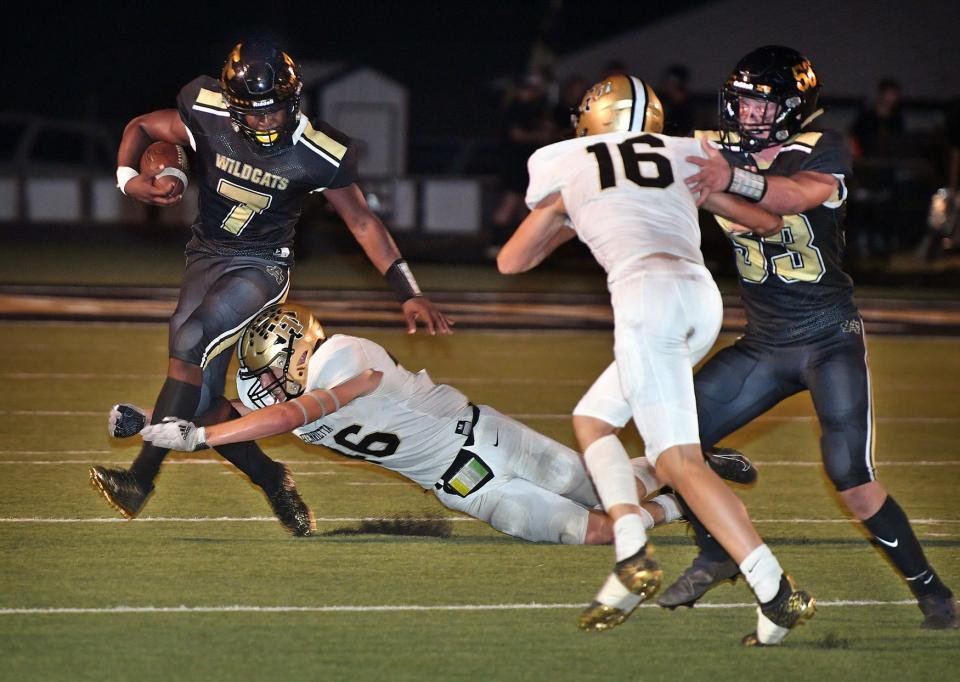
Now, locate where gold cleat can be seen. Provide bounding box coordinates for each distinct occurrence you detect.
[615,545,663,599]
[578,544,663,632]
[578,601,631,632]
[89,466,153,519]
[742,574,816,646]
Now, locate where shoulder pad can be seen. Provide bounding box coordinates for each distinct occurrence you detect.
[297,120,350,166]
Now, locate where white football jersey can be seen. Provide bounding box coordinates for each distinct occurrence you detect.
[237,334,472,488]
[526,132,707,284]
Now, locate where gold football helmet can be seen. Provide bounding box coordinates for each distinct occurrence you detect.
[573,75,665,137]
[237,303,326,407]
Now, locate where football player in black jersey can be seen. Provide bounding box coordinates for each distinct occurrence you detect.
[653,46,956,630]
[90,40,451,536]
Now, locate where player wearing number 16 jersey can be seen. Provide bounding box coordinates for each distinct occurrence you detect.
[90,40,450,537]
[498,75,815,644]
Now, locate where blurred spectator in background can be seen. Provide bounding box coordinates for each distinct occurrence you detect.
[603,59,628,78]
[849,78,906,158]
[847,79,907,259]
[552,75,587,140]
[491,73,554,247]
[658,64,695,137]
[919,97,960,260]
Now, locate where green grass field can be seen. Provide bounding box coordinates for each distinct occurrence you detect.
[1,323,958,681]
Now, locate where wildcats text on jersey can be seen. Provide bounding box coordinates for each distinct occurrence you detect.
[298,423,333,444]
[214,153,290,190]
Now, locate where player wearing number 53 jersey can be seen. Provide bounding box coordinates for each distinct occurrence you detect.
[90,40,450,538]
[139,304,686,545]
[499,74,814,643]
[642,45,955,630]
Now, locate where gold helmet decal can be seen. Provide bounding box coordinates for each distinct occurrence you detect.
[574,75,665,137]
[237,303,326,407]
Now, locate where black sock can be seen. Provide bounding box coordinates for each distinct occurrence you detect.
[210,403,284,493]
[862,495,951,599]
[676,494,733,563]
[129,378,201,487]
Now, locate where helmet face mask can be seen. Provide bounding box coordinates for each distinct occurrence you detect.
[573,75,665,137]
[719,45,822,153]
[237,304,325,409]
[220,41,303,148]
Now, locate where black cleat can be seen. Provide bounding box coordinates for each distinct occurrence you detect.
[918,593,959,630]
[266,466,315,537]
[89,466,153,518]
[657,553,739,609]
[704,447,758,485]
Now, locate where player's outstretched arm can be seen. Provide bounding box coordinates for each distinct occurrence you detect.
[685,137,836,214]
[140,370,383,451]
[117,109,192,206]
[497,192,575,274]
[702,192,784,237]
[324,185,453,335]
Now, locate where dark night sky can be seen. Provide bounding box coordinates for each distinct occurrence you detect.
[6,0,707,136]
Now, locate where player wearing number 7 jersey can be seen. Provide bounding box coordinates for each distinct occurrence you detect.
[90,40,450,537]
[498,74,815,644]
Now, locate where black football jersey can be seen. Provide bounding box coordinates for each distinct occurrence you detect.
[697,129,857,344]
[176,76,358,260]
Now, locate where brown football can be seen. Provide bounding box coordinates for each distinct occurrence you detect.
[140,141,189,196]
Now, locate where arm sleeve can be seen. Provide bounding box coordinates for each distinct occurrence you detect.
[524,148,563,208]
[175,76,208,139]
[327,144,359,189]
[801,130,853,177]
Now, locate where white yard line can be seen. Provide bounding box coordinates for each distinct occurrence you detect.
[0,599,919,616]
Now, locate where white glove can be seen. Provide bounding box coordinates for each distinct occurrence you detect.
[140,417,208,451]
[108,403,148,438]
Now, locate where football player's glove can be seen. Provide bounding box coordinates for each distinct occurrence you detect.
[237,304,326,408]
[140,418,208,452]
[573,74,664,138]
[220,40,303,147]
[108,403,148,438]
[719,45,822,152]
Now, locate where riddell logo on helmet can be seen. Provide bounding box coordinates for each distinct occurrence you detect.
[252,99,276,107]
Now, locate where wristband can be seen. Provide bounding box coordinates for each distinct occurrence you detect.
[385,258,423,302]
[726,166,768,203]
[116,166,139,195]
[195,426,208,450]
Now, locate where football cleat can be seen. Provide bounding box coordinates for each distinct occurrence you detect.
[918,593,959,630]
[89,466,153,518]
[108,403,148,438]
[266,466,316,537]
[657,554,739,609]
[742,575,816,646]
[704,447,758,485]
[578,544,662,632]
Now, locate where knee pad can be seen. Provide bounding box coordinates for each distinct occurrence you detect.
[821,427,873,491]
[488,497,530,541]
[170,317,207,365]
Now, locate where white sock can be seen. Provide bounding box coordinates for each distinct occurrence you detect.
[584,435,641,510]
[739,544,783,604]
[637,507,655,530]
[594,572,642,611]
[649,493,682,524]
[613,514,648,562]
[630,457,662,496]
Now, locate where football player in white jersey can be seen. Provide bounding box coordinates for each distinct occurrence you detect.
[133,303,684,545]
[497,75,815,644]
